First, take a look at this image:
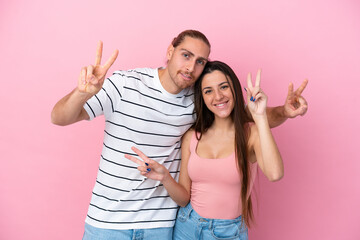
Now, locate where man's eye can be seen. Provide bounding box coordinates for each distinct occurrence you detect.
[197,60,205,65]
[183,53,189,58]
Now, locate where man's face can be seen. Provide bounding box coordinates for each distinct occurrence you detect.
[166,36,210,93]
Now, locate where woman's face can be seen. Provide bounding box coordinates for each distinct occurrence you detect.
[201,70,235,119]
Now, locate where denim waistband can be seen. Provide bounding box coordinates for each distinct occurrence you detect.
[180,202,243,228]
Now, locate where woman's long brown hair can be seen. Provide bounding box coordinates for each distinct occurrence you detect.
[193,61,254,227]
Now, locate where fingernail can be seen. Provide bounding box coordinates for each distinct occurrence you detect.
[244,87,247,92]
[145,163,149,166]
[250,96,254,101]
[147,168,151,172]
[252,98,256,102]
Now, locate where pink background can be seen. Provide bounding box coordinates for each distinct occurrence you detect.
[1,0,359,239]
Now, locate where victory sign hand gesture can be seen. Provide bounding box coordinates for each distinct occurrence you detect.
[283,79,308,118]
[78,41,119,95]
[245,70,268,118]
[125,147,170,182]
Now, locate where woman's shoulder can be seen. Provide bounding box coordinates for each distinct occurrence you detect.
[247,123,259,157]
[182,128,196,145]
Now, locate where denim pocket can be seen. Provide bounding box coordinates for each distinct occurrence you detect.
[211,222,245,240]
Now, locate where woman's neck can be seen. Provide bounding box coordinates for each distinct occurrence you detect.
[209,116,235,136]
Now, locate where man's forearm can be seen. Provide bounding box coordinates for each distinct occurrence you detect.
[51,88,90,126]
[266,106,287,128]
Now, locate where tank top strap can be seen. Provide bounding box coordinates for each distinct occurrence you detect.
[189,131,200,153]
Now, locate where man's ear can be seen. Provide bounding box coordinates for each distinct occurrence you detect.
[167,44,174,61]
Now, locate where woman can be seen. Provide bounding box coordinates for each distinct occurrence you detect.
[125,61,284,239]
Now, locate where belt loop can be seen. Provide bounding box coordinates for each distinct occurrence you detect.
[208,219,213,230]
[185,202,193,218]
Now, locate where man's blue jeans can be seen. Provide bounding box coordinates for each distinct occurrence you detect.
[82,223,173,240]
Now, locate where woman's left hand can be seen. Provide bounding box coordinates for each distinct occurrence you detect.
[245,69,268,118]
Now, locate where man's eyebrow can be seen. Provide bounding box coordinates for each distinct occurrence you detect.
[180,48,208,61]
[197,57,208,62]
[180,48,195,57]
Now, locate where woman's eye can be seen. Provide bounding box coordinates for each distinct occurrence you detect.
[204,90,212,94]
[221,85,229,90]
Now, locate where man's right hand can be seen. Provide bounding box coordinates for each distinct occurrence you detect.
[78,41,119,96]
[51,41,118,126]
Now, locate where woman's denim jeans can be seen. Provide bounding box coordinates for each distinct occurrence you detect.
[173,202,248,240]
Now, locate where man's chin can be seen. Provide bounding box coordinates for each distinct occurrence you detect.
[178,82,193,90]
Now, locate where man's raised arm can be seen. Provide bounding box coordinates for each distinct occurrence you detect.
[51,41,118,126]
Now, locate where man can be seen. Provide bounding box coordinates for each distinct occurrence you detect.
[51,30,307,239]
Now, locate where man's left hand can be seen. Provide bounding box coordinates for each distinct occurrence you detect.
[284,79,308,118]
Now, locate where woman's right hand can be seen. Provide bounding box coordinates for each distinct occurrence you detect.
[77,41,119,96]
[125,146,170,182]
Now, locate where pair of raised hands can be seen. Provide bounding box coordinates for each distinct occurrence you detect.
[245,70,308,119]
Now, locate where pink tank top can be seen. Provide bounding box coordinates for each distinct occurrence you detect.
[188,132,257,219]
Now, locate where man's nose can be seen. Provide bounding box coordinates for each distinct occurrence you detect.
[186,60,196,73]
